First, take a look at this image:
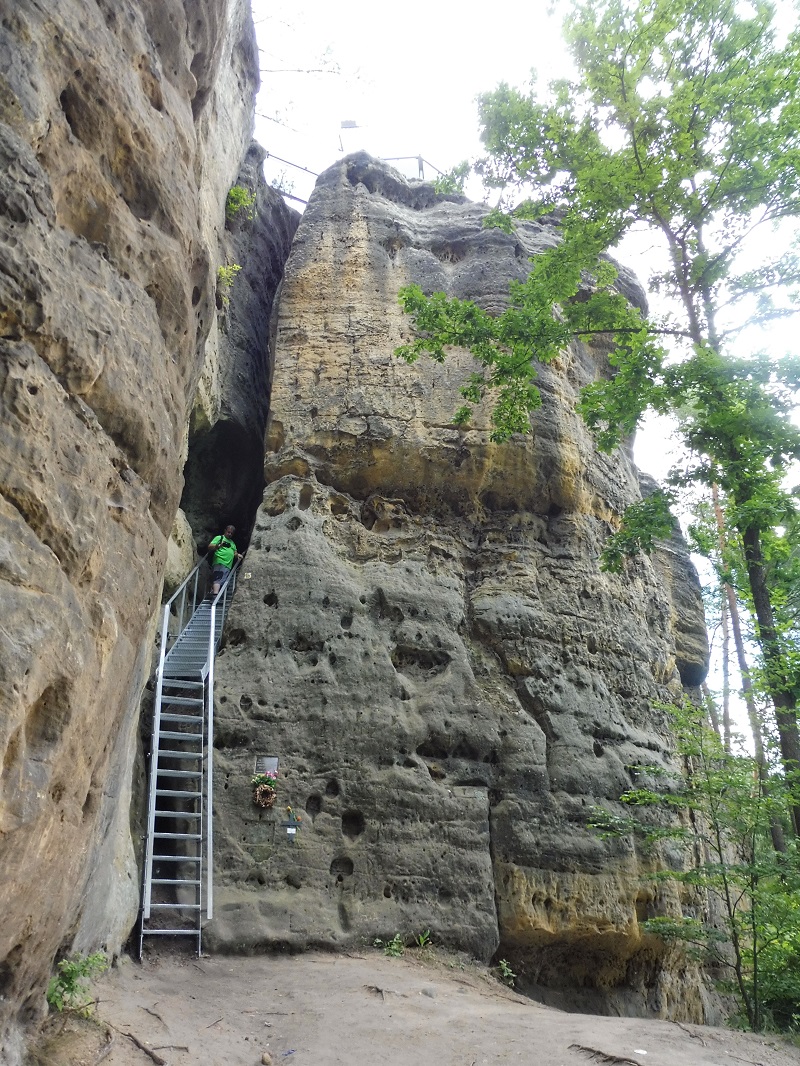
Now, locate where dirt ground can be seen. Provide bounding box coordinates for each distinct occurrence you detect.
[31,949,800,1066]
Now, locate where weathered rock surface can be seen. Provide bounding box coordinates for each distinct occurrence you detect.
[211,154,713,1019]
[0,0,269,1053]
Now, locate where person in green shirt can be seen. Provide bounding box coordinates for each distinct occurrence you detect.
[208,524,242,595]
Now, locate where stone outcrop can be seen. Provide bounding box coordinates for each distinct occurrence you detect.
[210,154,712,1019]
[0,0,294,1054]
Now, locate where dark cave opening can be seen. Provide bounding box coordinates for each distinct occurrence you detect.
[179,418,264,551]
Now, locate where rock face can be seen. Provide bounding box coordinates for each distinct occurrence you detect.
[0,0,285,1053]
[210,155,713,1019]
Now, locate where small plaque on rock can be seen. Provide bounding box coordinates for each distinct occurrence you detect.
[254,755,279,774]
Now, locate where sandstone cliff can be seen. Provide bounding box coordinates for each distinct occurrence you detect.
[210,154,712,1019]
[0,4,715,1047]
[0,1,296,1055]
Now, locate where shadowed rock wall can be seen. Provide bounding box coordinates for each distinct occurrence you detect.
[210,154,713,1020]
[0,0,264,1054]
[181,142,300,548]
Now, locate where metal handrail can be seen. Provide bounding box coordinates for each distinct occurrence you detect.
[204,559,240,920]
[142,555,239,922]
[161,556,212,656]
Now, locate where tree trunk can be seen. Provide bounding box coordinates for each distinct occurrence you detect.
[712,487,787,851]
[742,524,800,839]
[721,594,732,752]
[702,682,722,739]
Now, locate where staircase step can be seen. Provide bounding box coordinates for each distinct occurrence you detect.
[150,903,201,910]
[159,730,203,741]
[152,878,202,885]
[158,750,203,761]
[163,680,204,689]
[155,789,202,798]
[160,713,203,725]
[156,768,201,778]
[141,929,200,937]
[153,854,202,862]
[160,695,204,706]
[155,810,201,819]
[154,832,202,840]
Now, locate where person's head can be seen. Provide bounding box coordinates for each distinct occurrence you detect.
[224,524,236,537]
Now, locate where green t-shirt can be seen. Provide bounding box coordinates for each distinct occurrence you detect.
[210,535,237,569]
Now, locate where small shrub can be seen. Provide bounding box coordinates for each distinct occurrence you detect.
[216,263,241,306]
[433,161,470,195]
[497,958,516,987]
[414,930,431,949]
[46,952,108,1016]
[225,185,256,222]
[374,933,405,957]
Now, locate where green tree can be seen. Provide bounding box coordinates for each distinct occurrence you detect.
[592,702,800,1031]
[396,0,800,826]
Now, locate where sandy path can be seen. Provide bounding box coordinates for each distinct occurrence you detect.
[38,951,798,1066]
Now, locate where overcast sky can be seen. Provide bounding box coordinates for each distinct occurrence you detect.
[250,0,572,199]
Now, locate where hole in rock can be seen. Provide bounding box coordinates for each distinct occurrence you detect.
[290,633,324,654]
[26,680,71,748]
[417,735,449,760]
[341,810,365,840]
[383,884,392,898]
[329,855,354,877]
[593,739,604,757]
[298,485,313,510]
[264,591,278,607]
[391,644,450,678]
[372,588,404,624]
[0,945,24,998]
[305,794,322,818]
[325,779,340,797]
[430,239,467,263]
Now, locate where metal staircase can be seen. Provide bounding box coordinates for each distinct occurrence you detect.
[139,557,240,956]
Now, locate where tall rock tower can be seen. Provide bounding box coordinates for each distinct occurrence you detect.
[210,155,712,1019]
